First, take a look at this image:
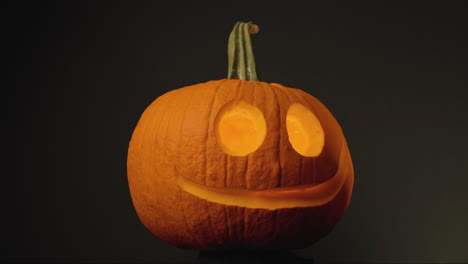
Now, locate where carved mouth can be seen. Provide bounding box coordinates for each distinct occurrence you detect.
[177,143,351,210]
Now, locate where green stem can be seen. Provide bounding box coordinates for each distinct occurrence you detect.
[227,22,259,81]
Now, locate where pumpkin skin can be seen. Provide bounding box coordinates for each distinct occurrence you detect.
[127,79,354,249]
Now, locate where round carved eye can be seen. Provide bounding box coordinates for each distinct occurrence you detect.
[286,103,325,157]
[215,101,266,157]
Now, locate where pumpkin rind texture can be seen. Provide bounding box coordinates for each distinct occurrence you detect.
[127,79,353,249]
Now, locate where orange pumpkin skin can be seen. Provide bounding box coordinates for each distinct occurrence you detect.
[127,79,353,249]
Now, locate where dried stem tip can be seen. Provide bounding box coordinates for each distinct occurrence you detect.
[248,24,260,34]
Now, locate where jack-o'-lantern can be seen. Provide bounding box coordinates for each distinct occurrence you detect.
[127,22,354,250]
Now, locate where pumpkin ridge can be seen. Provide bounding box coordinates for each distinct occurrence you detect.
[179,184,205,248]
[267,83,283,188]
[205,202,217,246]
[150,90,178,155]
[224,80,243,187]
[242,207,248,244]
[176,84,216,248]
[223,204,233,244]
[255,81,282,189]
[204,79,228,187]
[272,84,311,185]
[244,81,256,189]
[235,80,248,188]
[244,81,252,189]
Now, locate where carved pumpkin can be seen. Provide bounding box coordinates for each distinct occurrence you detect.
[127,22,354,249]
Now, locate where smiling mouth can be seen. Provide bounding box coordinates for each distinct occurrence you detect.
[177,143,352,210]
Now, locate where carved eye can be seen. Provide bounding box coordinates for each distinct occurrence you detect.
[286,103,325,157]
[215,101,267,157]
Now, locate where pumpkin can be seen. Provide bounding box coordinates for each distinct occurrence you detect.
[127,22,354,250]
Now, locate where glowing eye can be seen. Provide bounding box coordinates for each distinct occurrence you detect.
[286,103,324,157]
[215,101,266,156]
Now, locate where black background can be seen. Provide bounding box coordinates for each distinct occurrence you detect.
[7,1,468,263]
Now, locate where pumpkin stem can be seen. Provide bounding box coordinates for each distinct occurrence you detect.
[227,22,260,81]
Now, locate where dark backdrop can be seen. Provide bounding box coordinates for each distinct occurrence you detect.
[7,1,468,263]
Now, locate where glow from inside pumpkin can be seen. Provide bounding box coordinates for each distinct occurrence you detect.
[215,101,266,156]
[286,103,325,157]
